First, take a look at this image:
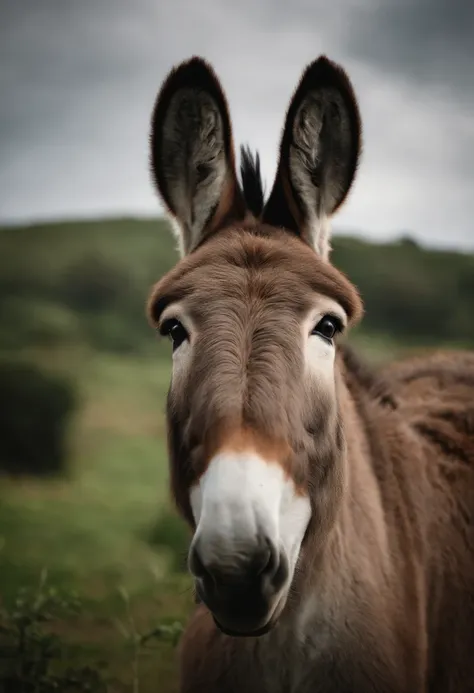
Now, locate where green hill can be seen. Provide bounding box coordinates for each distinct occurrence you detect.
[0,217,473,355]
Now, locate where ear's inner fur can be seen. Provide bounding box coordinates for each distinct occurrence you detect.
[162,87,228,252]
[289,88,355,257]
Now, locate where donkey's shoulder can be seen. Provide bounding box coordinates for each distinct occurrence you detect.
[382,349,474,406]
[382,350,474,470]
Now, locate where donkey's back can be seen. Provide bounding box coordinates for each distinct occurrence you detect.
[383,350,474,692]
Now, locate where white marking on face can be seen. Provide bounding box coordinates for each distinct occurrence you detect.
[189,452,311,585]
[159,303,194,381]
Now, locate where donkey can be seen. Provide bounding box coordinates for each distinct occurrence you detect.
[147,55,474,692]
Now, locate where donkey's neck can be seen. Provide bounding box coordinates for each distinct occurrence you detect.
[228,367,397,690]
[281,350,394,645]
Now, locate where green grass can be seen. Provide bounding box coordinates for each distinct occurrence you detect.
[0,346,193,693]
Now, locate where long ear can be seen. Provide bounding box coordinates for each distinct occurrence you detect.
[150,57,246,256]
[262,56,362,260]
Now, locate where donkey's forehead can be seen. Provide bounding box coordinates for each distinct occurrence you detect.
[150,227,362,324]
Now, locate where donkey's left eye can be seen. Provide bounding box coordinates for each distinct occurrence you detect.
[312,315,342,342]
[160,318,189,351]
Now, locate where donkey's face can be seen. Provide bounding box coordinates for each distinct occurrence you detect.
[149,56,363,637]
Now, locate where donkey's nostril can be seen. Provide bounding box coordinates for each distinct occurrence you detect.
[256,538,278,578]
[189,535,289,637]
[259,540,289,593]
[189,535,284,591]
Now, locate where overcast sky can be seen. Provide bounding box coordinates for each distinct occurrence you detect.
[1,0,473,249]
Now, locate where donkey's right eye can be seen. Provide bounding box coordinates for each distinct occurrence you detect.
[160,318,189,352]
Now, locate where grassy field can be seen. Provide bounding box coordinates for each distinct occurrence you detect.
[0,217,472,692]
[0,216,192,690]
[0,343,194,692]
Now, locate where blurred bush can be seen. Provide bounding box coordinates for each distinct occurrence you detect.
[0,361,78,476]
[0,219,174,356]
[59,253,130,314]
[331,235,474,346]
[0,297,82,349]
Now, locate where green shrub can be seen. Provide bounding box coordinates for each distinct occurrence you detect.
[81,311,148,354]
[0,571,108,693]
[0,297,81,350]
[0,361,78,477]
[60,254,131,314]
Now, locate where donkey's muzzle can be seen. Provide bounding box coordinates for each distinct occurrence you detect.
[189,536,288,636]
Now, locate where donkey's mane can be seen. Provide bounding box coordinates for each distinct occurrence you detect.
[240,145,265,217]
[339,344,398,411]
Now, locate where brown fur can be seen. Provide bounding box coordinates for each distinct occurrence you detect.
[148,227,361,528]
[147,55,474,692]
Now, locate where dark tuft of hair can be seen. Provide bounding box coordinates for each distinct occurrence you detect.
[240,145,265,217]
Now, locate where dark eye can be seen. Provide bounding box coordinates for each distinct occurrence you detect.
[159,318,189,352]
[312,315,342,342]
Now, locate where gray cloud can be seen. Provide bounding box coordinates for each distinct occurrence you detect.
[0,0,473,250]
[347,0,474,100]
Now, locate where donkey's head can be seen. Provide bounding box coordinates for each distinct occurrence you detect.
[148,56,363,637]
